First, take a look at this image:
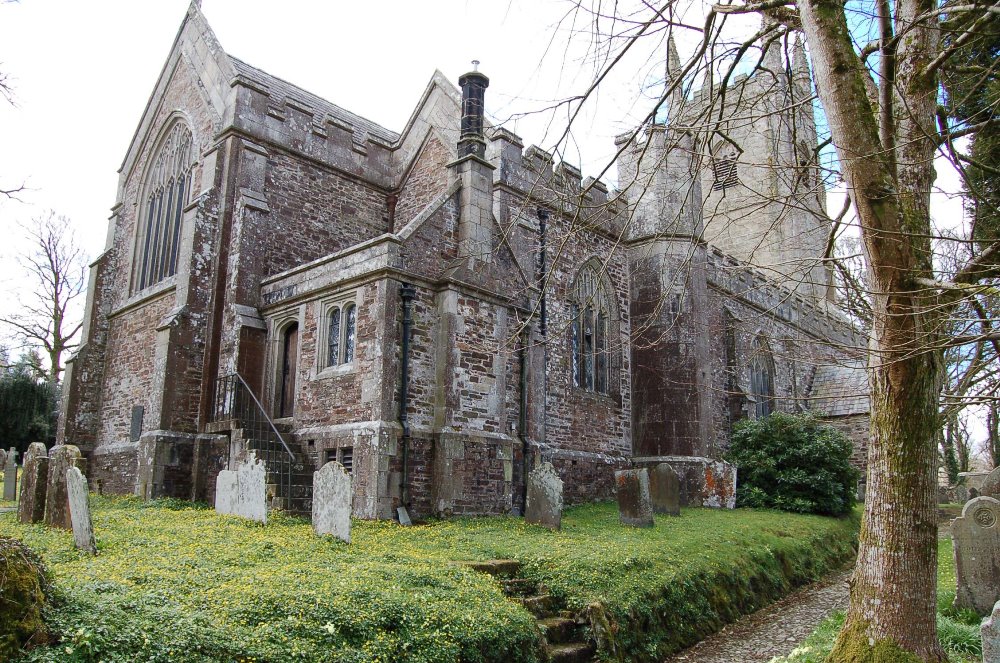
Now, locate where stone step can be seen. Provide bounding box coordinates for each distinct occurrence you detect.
[464,559,522,578]
[519,594,556,618]
[546,642,594,663]
[501,578,538,597]
[537,616,577,645]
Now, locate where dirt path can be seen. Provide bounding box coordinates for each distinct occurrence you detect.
[662,568,852,663]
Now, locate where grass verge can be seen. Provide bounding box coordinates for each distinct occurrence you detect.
[1,496,858,662]
[768,538,982,663]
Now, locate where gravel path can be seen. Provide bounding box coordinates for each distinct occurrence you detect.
[663,568,852,663]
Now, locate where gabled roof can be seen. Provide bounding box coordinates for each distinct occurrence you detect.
[809,360,870,417]
[228,56,400,146]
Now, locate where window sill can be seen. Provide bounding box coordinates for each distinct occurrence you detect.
[314,362,357,380]
[109,277,178,318]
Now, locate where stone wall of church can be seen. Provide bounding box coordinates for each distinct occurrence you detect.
[395,134,453,226]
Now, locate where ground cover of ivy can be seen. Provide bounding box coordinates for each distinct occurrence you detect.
[0,496,858,663]
[769,537,983,663]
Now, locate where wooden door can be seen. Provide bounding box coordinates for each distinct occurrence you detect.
[280,323,298,418]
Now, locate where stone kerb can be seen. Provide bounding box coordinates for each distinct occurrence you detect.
[524,461,563,530]
[312,461,352,543]
[981,467,1000,499]
[615,468,654,527]
[982,600,1000,663]
[44,445,83,529]
[649,463,681,516]
[17,443,49,524]
[215,451,267,524]
[3,448,18,501]
[952,496,1000,615]
[66,466,97,554]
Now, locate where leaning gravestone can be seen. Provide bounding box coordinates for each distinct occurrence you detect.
[981,467,1000,500]
[66,466,96,554]
[3,449,18,501]
[312,461,352,543]
[982,600,1000,663]
[524,461,563,530]
[952,496,1000,615]
[44,445,83,529]
[649,463,681,516]
[214,452,267,523]
[615,468,654,527]
[17,443,49,524]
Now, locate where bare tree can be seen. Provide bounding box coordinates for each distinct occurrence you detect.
[524,0,1000,658]
[1,212,87,383]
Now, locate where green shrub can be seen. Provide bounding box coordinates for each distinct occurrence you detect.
[725,412,860,516]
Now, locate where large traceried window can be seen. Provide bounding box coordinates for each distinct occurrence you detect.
[134,122,193,292]
[570,262,617,395]
[748,337,775,419]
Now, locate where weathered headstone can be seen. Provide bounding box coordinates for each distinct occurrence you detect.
[524,461,563,530]
[981,467,1000,500]
[649,463,681,516]
[214,452,267,523]
[956,485,970,504]
[952,496,1000,615]
[3,448,18,501]
[982,600,1000,663]
[615,468,654,527]
[17,443,49,524]
[312,461,352,542]
[66,467,96,554]
[44,445,82,529]
[0,447,7,468]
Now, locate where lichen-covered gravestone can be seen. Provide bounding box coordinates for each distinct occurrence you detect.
[982,600,1000,663]
[66,467,97,554]
[952,496,1000,615]
[981,466,1000,500]
[44,445,82,529]
[3,448,17,501]
[214,452,267,523]
[649,463,681,516]
[17,443,48,524]
[615,468,654,527]
[524,461,563,530]
[0,448,7,468]
[312,461,352,543]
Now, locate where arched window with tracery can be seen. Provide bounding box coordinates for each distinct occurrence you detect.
[570,261,617,395]
[748,337,775,419]
[324,300,357,367]
[134,122,194,292]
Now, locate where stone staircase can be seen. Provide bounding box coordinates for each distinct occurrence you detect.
[466,560,595,663]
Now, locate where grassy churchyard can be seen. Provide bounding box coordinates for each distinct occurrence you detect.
[1,496,858,662]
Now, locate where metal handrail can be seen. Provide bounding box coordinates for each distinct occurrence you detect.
[233,373,295,460]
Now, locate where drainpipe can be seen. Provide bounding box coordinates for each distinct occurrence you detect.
[398,282,416,512]
[537,208,549,461]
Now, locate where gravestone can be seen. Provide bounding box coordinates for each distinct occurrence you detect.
[524,462,563,530]
[981,467,1000,499]
[66,467,97,554]
[982,600,1000,663]
[17,443,49,524]
[649,463,681,516]
[214,452,267,523]
[0,448,6,468]
[956,485,970,504]
[44,445,83,529]
[312,461,352,543]
[3,448,17,501]
[952,496,1000,615]
[615,468,654,527]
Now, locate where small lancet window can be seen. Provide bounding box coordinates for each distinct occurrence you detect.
[324,300,357,368]
[327,308,341,367]
[135,123,193,292]
[344,304,356,364]
[749,338,775,419]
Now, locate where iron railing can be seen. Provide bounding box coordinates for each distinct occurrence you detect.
[209,373,295,507]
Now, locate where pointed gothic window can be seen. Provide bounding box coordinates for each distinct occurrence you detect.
[134,122,193,292]
[321,299,358,368]
[749,338,775,419]
[569,261,617,395]
[711,144,740,191]
[344,304,356,364]
[327,308,341,367]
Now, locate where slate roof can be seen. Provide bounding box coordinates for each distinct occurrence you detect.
[809,360,870,417]
[229,56,401,146]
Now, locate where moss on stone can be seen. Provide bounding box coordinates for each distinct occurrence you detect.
[0,536,49,659]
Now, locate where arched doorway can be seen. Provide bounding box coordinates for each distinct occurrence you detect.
[279,322,298,418]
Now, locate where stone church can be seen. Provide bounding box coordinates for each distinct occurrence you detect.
[57,4,868,519]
